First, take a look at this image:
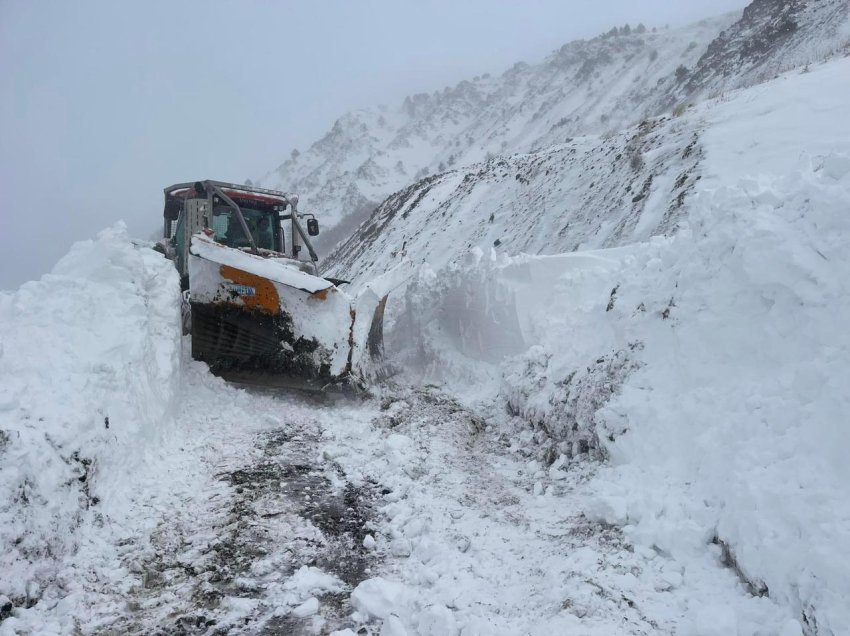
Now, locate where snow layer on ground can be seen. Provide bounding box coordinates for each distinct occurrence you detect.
[324,387,800,636]
[0,225,181,623]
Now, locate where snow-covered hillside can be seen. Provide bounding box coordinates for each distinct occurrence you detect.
[259,0,848,252]
[324,113,703,285]
[375,55,850,634]
[258,15,733,242]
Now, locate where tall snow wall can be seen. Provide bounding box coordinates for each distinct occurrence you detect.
[0,224,182,606]
[385,58,850,633]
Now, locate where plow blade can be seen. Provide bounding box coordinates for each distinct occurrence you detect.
[187,235,400,388]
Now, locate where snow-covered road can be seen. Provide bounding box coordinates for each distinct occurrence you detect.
[0,219,811,633]
[10,357,791,636]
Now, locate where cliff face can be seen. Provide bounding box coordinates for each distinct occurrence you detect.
[684,0,850,95]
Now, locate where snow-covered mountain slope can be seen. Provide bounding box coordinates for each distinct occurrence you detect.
[324,4,850,286]
[381,55,850,634]
[260,0,849,250]
[259,15,734,239]
[324,113,702,285]
[685,0,850,97]
[0,225,181,612]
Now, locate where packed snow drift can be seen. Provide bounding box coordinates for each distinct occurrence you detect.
[378,56,850,634]
[0,224,181,627]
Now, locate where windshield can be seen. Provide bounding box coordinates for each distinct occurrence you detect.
[211,205,277,251]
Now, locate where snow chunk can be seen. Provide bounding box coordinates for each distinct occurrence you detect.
[380,615,409,636]
[291,596,319,618]
[416,604,457,636]
[350,578,412,620]
[283,565,345,597]
[820,152,850,181]
[384,433,413,451]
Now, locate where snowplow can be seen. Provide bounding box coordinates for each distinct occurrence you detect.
[159,180,395,389]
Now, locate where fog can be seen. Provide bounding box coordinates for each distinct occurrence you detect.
[0,0,748,289]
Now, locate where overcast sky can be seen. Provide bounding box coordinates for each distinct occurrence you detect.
[0,0,749,290]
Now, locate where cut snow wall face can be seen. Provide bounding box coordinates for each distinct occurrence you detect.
[0,224,182,600]
[590,152,850,635]
[385,245,632,404]
[386,249,525,387]
[496,247,655,462]
[382,235,657,447]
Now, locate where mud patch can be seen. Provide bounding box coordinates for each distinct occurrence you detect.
[206,426,379,631]
[103,422,381,635]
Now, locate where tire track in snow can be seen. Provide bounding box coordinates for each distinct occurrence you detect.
[72,369,789,635]
[91,372,382,636]
[320,387,674,635]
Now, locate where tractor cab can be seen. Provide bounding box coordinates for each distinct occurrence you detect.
[161,180,319,288]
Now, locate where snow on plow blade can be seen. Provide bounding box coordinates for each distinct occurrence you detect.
[188,235,400,387]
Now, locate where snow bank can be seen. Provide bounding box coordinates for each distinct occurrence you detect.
[391,155,850,633]
[0,224,181,609]
[587,151,850,634]
[387,58,850,632]
[588,59,850,632]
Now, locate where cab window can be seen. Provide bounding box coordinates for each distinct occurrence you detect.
[212,206,277,251]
